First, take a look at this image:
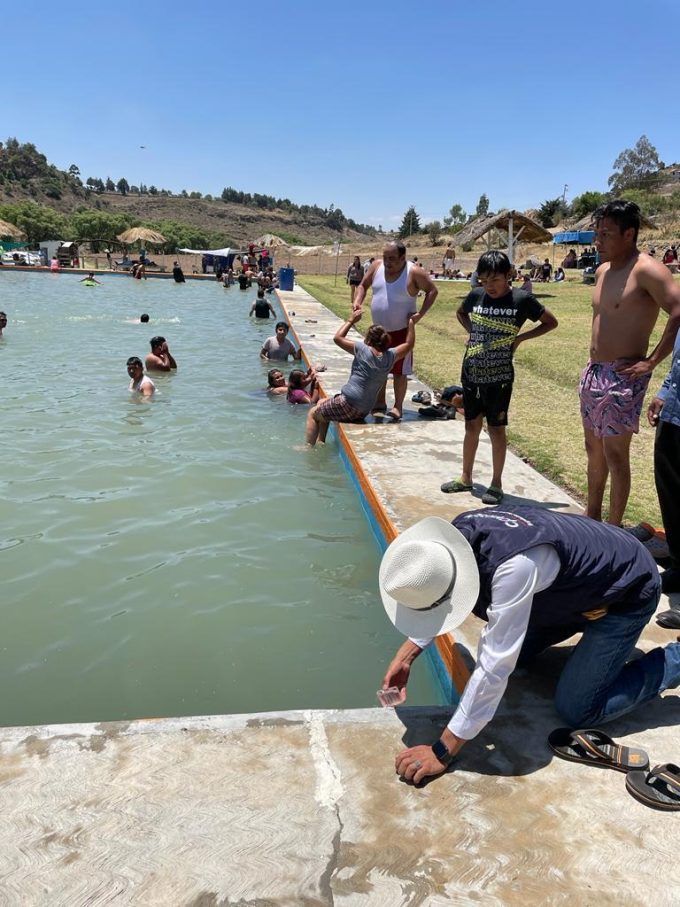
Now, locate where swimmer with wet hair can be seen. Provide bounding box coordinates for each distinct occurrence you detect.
[146,336,177,372]
[267,368,288,394]
[127,356,155,396]
[140,313,150,323]
[0,311,7,337]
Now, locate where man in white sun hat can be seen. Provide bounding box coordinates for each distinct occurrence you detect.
[380,505,680,783]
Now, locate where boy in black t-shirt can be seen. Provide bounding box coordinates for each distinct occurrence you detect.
[441,251,558,503]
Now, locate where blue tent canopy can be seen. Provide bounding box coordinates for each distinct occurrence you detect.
[553,231,595,244]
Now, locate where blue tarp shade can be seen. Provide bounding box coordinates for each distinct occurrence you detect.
[553,231,595,244]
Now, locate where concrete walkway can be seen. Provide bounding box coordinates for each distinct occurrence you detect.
[1,284,678,905]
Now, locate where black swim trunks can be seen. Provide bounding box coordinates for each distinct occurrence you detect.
[462,381,513,426]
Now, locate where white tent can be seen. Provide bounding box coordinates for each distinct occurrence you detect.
[177,247,237,256]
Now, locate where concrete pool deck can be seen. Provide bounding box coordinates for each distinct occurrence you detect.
[1,284,679,904]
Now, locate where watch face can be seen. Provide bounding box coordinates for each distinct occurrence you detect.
[432,740,450,763]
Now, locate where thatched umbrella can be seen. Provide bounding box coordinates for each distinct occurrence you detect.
[454,210,553,258]
[116,227,167,246]
[0,218,26,240]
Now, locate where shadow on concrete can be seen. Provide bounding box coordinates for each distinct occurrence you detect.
[392,641,680,787]
[467,486,573,511]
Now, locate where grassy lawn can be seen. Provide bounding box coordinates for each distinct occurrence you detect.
[299,274,670,527]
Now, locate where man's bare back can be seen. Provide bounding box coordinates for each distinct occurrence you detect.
[590,252,661,363]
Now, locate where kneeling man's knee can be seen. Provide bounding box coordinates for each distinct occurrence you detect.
[554,686,598,728]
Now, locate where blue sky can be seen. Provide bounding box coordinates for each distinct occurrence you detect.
[5,0,679,229]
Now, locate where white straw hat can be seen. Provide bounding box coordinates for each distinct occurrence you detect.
[379,517,480,638]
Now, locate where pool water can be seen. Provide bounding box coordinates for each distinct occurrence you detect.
[0,271,439,726]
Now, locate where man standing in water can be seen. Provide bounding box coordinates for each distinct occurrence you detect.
[127,357,155,396]
[353,240,438,420]
[145,336,178,372]
[581,200,680,525]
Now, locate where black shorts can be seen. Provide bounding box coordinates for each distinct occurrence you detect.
[462,381,513,426]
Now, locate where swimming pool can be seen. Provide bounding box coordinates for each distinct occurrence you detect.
[0,271,440,726]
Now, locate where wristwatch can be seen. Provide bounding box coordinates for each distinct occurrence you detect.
[431,738,453,765]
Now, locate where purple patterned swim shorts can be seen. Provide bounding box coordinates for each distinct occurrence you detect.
[579,359,650,437]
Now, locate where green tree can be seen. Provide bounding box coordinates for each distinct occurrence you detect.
[398,205,421,238]
[426,220,442,245]
[537,197,563,227]
[475,193,490,217]
[570,191,608,219]
[619,188,669,216]
[105,177,115,192]
[608,135,662,193]
[69,210,132,249]
[446,203,467,226]
[116,178,129,195]
[0,200,68,243]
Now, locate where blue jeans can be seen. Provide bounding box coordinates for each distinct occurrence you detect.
[518,588,680,727]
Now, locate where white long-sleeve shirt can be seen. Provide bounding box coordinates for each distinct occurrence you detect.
[410,544,561,741]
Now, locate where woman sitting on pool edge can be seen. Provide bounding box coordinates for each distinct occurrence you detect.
[305,312,415,446]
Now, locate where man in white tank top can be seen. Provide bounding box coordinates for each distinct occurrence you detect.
[353,240,438,419]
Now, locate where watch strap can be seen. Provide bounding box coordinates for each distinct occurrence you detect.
[431,739,453,765]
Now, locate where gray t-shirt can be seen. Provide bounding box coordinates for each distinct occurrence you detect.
[341,341,396,413]
[262,335,296,360]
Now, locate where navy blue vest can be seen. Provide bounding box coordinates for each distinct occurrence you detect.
[453,506,659,628]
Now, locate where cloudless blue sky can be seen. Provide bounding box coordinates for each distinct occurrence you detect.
[5,0,679,228]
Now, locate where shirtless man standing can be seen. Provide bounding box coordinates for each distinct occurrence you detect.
[443,244,456,277]
[145,336,178,372]
[581,199,680,525]
[353,240,438,420]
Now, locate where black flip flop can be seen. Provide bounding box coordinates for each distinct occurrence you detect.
[626,763,680,811]
[418,404,456,420]
[548,728,650,773]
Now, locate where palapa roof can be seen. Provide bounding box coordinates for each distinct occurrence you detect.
[116,227,167,245]
[453,210,553,247]
[255,233,288,248]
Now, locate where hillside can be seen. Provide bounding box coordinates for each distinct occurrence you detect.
[0,138,373,247]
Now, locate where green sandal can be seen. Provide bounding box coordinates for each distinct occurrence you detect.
[481,486,504,505]
[440,479,473,494]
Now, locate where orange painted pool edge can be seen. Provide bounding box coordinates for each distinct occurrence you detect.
[278,289,471,697]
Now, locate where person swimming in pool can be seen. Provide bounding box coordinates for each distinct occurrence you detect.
[80,272,101,284]
[286,368,319,405]
[267,366,317,401]
[0,311,7,337]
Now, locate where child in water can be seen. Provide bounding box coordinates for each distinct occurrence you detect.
[287,368,319,405]
[305,311,415,446]
[267,366,318,403]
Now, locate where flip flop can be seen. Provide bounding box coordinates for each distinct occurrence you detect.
[418,404,456,420]
[411,390,432,404]
[371,407,387,418]
[440,479,473,494]
[626,763,680,811]
[481,486,504,505]
[548,728,649,773]
[656,609,680,630]
[386,408,402,422]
